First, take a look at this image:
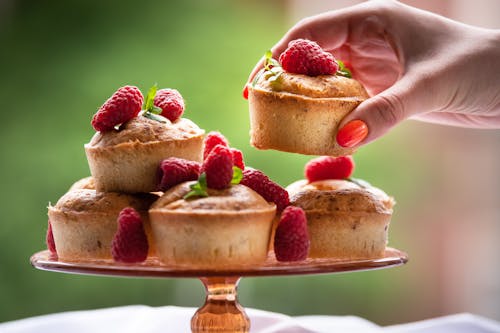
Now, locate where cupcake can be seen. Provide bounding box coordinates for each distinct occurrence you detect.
[47,189,157,261]
[247,39,368,156]
[84,85,204,193]
[149,136,285,268]
[149,182,276,268]
[287,156,394,259]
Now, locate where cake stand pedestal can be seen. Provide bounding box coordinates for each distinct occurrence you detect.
[31,248,407,333]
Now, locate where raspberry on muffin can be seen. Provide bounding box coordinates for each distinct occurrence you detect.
[85,85,205,193]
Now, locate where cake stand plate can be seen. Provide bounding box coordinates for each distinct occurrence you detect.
[31,248,408,332]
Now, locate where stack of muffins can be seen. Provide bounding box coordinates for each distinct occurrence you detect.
[48,85,206,262]
[46,39,397,267]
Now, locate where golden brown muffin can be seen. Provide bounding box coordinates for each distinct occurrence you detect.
[48,189,158,261]
[248,72,368,156]
[149,182,276,268]
[85,115,204,193]
[287,179,394,259]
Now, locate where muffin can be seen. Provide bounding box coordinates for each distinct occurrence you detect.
[247,40,369,157]
[149,182,276,268]
[48,189,157,261]
[85,115,204,193]
[287,179,394,259]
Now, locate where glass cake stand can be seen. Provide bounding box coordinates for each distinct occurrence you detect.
[31,248,408,333]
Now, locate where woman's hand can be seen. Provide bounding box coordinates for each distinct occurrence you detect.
[247,0,500,147]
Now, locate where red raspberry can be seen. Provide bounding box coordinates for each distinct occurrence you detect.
[279,39,338,76]
[203,131,229,161]
[202,144,234,190]
[230,148,245,170]
[158,157,201,191]
[91,85,144,132]
[274,206,310,262]
[112,207,148,263]
[46,220,57,255]
[242,85,249,100]
[240,168,290,210]
[153,88,185,122]
[305,156,355,182]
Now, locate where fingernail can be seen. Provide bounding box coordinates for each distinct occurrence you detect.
[336,120,368,148]
[242,85,249,100]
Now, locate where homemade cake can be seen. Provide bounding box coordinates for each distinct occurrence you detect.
[48,189,157,261]
[247,39,369,156]
[85,115,204,193]
[149,182,276,268]
[287,179,394,259]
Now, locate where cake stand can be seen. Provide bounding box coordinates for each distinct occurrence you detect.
[31,248,408,332]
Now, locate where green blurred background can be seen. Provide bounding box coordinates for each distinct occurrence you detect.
[1,0,499,327]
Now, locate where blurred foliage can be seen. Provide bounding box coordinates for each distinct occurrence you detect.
[0,0,435,326]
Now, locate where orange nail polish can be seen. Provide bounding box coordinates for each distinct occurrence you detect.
[242,85,249,100]
[336,120,368,148]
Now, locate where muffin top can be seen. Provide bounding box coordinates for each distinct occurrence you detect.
[287,179,394,214]
[254,72,368,99]
[87,115,204,148]
[150,182,276,213]
[51,189,157,214]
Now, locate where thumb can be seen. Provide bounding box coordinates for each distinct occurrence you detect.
[336,75,424,148]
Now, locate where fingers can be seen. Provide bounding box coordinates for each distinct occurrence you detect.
[336,74,426,147]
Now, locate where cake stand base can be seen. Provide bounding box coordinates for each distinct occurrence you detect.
[31,248,408,333]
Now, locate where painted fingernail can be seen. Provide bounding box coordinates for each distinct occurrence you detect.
[242,85,249,100]
[336,120,368,148]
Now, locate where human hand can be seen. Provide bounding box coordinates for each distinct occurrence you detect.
[246,0,500,148]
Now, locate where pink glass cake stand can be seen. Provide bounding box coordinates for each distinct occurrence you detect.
[31,248,408,333]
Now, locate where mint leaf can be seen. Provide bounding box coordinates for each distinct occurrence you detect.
[183,173,208,199]
[336,60,352,78]
[231,166,243,185]
[143,84,158,112]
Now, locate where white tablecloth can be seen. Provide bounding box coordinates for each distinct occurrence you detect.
[1,305,499,333]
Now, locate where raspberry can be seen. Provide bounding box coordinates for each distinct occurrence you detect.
[230,148,245,170]
[203,131,229,161]
[158,157,201,191]
[240,168,290,210]
[202,144,234,190]
[242,85,249,100]
[111,207,148,263]
[274,206,310,262]
[46,220,57,255]
[153,88,185,122]
[91,85,144,132]
[305,156,355,182]
[279,39,338,76]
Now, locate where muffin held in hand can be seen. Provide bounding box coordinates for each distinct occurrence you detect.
[47,189,157,261]
[287,156,395,259]
[85,85,204,193]
[247,39,368,157]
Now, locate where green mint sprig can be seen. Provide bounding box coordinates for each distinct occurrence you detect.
[183,166,243,200]
[252,50,283,88]
[184,173,209,200]
[142,84,168,123]
[336,60,352,78]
